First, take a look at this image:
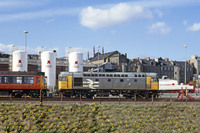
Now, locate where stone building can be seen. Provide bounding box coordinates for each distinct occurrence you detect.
[0,53,10,71]
[129,57,193,83]
[89,50,129,72]
[189,55,200,87]
[189,55,200,79]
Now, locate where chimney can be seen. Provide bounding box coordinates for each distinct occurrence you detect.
[164,58,169,61]
[102,47,104,55]
[134,57,139,60]
[87,51,89,60]
[144,57,150,60]
[93,46,95,57]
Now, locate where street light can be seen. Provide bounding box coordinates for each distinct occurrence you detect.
[97,45,100,73]
[184,44,188,84]
[24,31,28,52]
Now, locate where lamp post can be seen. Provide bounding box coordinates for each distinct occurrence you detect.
[184,44,188,84]
[24,31,28,52]
[97,45,100,73]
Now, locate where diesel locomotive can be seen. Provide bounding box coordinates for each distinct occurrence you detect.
[0,71,46,97]
[58,72,159,98]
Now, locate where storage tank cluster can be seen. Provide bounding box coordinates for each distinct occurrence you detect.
[69,52,83,72]
[41,51,56,96]
[12,50,27,72]
[11,49,84,96]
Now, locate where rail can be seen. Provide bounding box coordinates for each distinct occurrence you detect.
[0,94,199,105]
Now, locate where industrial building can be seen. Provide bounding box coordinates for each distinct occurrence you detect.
[1,47,200,86]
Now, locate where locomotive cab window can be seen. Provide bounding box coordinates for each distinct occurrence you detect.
[37,77,41,83]
[59,76,67,81]
[151,78,158,82]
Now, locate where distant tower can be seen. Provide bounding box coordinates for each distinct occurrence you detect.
[87,51,89,60]
[102,47,104,55]
[93,46,95,57]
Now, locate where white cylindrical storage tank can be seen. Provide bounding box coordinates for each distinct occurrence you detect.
[69,52,83,72]
[12,50,27,72]
[41,51,56,95]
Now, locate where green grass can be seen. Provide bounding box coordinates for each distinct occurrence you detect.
[0,103,200,132]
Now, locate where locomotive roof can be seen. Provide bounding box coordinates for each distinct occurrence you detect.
[60,72,157,77]
[0,71,45,75]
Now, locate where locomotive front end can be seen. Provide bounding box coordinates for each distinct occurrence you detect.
[146,76,159,90]
[58,73,72,90]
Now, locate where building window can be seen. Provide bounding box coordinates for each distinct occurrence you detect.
[108,79,111,82]
[120,79,124,82]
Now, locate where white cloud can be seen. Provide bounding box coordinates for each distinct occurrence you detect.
[183,20,188,26]
[127,0,200,8]
[187,23,200,31]
[80,3,152,29]
[65,47,92,59]
[0,43,16,53]
[66,47,91,54]
[0,43,60,55]
[148,22,171,35]
[45,18,55,23]
[0,8,80,22]
[0,0,47,9]
[154,9,163,17]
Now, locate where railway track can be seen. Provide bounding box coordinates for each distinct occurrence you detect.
[0,96,199,103]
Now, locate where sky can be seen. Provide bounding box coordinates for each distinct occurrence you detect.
[0,0,200,61]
